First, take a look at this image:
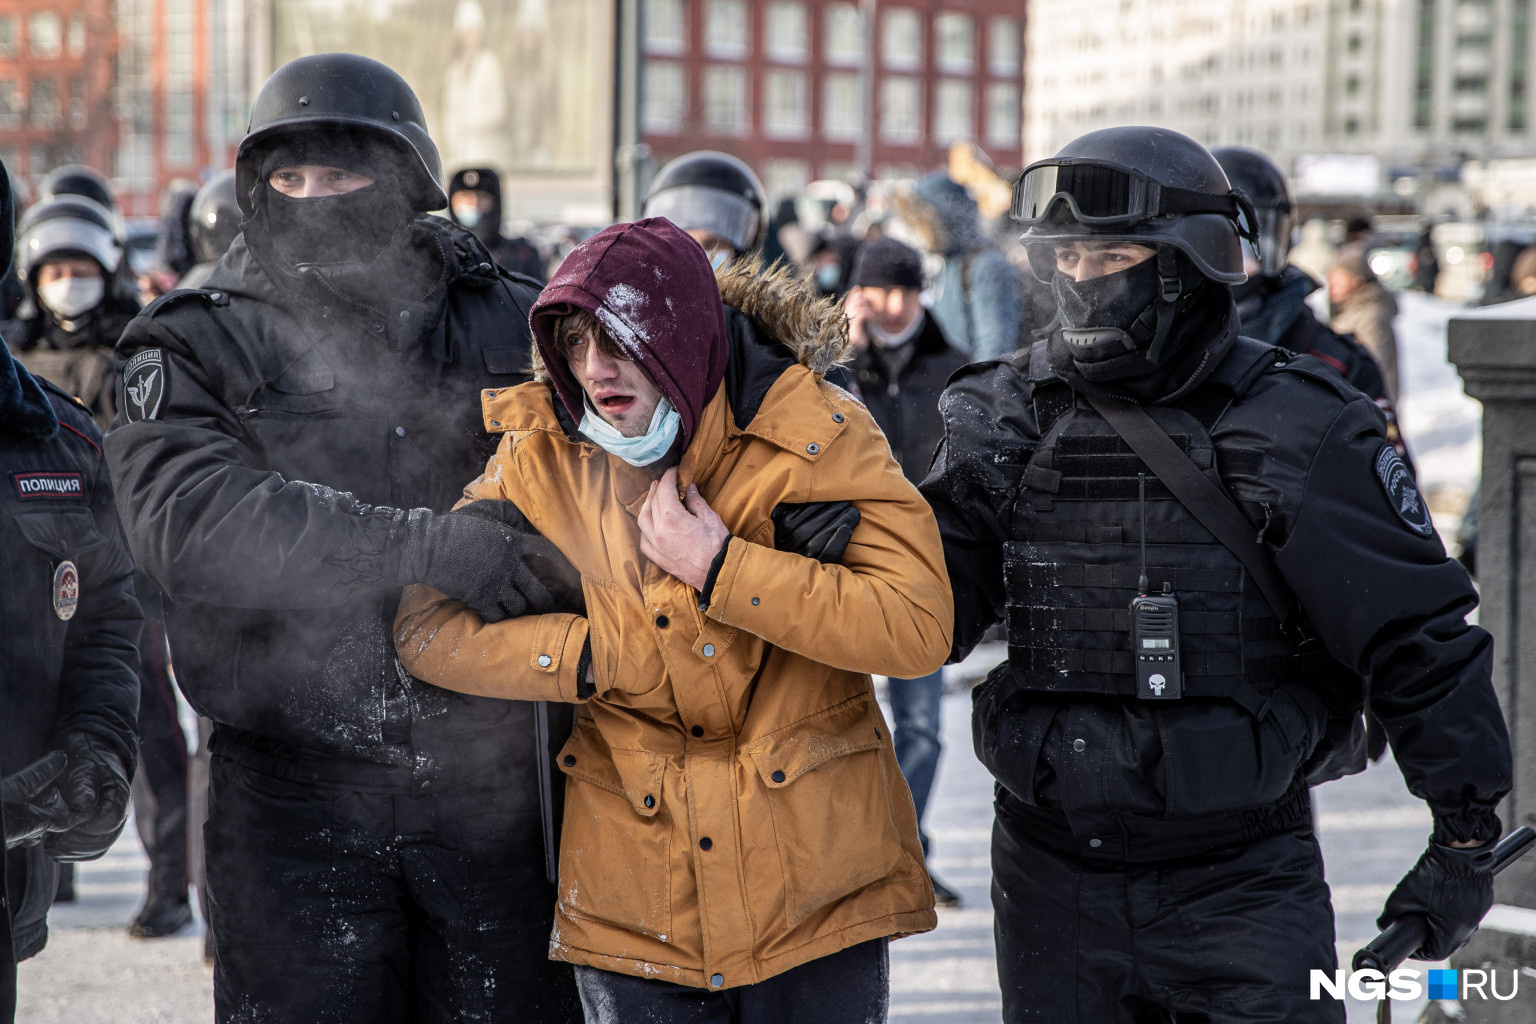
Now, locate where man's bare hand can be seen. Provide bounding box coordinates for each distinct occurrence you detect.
[844,289,872,350]
[637,467,730,591]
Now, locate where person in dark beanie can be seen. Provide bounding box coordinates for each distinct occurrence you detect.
[105,53,581,1022]
[845,236,968,908]
[448,166,545,280]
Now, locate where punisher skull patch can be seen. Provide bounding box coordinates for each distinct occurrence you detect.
[122,348,166,422]
[1374,445,1434,537]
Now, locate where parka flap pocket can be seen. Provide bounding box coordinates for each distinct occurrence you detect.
[556,720,665,817]
[482,348,526,375]
[609,747,666,818]
[270,368,334,395]
[747,694,886,788]
[13,508,105,561]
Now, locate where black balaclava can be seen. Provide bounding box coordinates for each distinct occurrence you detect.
[244,130,418,272]
[1046,246,1236,405]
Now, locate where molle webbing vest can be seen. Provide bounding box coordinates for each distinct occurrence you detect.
[1003,341,1294,714]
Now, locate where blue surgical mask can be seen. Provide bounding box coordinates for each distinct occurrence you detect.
[815,264,841,291]
[579,396,681,467]
[708,248,733,272]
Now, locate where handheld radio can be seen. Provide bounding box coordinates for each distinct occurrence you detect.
[1131,472,1182,700]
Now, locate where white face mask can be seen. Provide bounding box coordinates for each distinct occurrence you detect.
[38,277,105,320]
[579,396,682,467]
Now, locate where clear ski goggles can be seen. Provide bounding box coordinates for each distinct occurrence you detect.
[1011,159,1258,242]
[642,185,761,254]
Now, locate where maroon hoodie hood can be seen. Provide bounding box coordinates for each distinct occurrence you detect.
[530,218,728,450]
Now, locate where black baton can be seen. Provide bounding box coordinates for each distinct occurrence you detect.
[1353,825,1536,973]
[534,700,558,886]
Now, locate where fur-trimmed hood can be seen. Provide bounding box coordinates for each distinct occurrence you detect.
[529,255,852,385]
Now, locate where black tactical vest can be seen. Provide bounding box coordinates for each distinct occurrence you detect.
[1003,341,1295,714]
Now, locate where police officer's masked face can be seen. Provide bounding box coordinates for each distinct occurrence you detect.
[251,135,416,269]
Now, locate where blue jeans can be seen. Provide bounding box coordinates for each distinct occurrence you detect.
[887,669,944,855]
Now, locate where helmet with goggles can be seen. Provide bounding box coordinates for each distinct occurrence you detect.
[1210,146,1292,279]
[1012,126,1256,286]
[642,151,767,254]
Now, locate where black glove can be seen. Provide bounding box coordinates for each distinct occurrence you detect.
[2,750,78,849]
[397,501,584,623]
[43,732,133,862]
[1378,841,1498,961]
[771,501,861,564]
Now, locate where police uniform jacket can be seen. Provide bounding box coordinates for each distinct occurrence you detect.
[1,352,141,959]
[104,218,542,785]
[921,331,1511,860]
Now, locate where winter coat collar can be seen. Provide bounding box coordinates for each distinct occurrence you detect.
[0,343,60,440]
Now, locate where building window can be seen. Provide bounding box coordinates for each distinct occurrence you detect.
[68,75,85,129]
[766,2,807,62]
[762,158,809,203]
[882,8,921,71]
[166,90,194,164]
[763,68,807,137]
[822,71,862,141]
[880,76,921,143]
[703,64,749,133]
[29,13,61,58]
[643,61,686,133]
[66,14,84,57]
[986,82,1019,148]
[0,80,19,130]
[645,0,686,54]
[705,0,748,59]
[29,78,59,129]
[0,18,15,58]
[825,3,862,65]
[988,16,1020,75]
[934,79,972,142]
[934,13,973,74]
[1452,116,1488,132]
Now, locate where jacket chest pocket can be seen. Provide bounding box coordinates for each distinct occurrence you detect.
[745,694,909,928]
[555,722,673,940]
[239,370,386,497]
[6,508,106,670]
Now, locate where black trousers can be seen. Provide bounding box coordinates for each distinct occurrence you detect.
[132,608,189,901]
[572,938,889,1024]
[992,791,1344,1024]
[205,751,581,1024]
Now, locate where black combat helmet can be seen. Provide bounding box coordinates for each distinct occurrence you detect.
[38,164,124,240]
[236,53,447,216]
[16,194,122,280]
[1211,146,1291,279]
[643,151,768,253]
[1011,126,1256,285]
[189,169,241,265]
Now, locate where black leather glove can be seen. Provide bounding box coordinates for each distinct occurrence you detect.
[1378,841,1498,961]
[2,750,77,849]
[43,733,133,862]
[397,501,584,623]
[771,501,861,564]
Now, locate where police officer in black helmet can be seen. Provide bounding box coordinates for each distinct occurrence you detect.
[105,53,581,1021]
[177,169,239,289]
[920,126,1512,1022]
[642,150,767,267]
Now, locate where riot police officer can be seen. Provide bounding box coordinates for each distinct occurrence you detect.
[104,53,580,1021]
[921,126,1512,1023]
[3,193,141,428]
[641,150,767,267]
[0,155,141,991]
[1212,146,1409,450]
[177,169,239,289]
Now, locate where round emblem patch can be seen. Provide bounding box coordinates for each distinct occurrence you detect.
[1374,445,1435,537]
[52,560,79,621]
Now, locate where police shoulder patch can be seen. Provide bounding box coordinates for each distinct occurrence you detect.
[121,348,167,422]
[1374,445,1434,537]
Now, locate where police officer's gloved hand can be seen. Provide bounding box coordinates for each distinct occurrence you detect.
[2,750,77,849]
[43,732,133,862]
[771,501,861,564]
[397,501,584,624]
[1378,841,1498,961]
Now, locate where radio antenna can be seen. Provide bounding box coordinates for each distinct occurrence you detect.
[1138,472,1150,596]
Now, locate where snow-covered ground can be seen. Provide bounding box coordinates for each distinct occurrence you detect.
[18,289,1484,1021]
